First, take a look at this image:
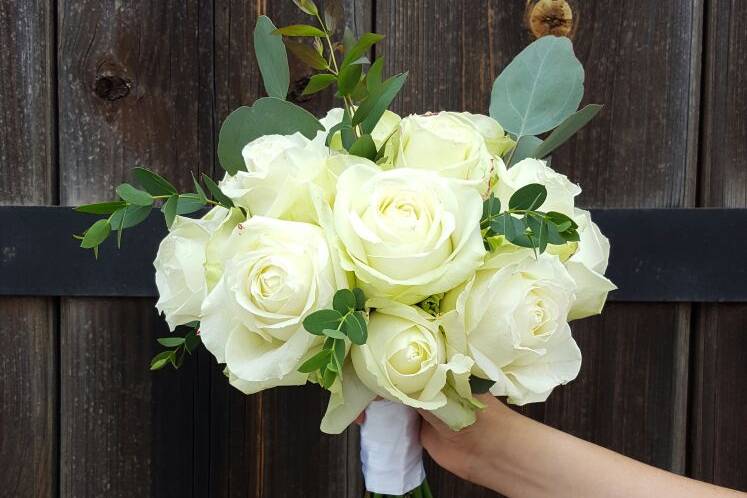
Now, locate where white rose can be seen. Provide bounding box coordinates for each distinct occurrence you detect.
[441,251,581,405]
[199,216,349,394]
[154,207,240,331]
[333,164,486,304]
[458,112,515,157]
[351,299,478,430]
[495,158,581,217]
[566,208,616,320]
[392,111,501,190]
[219,132,338,223]
[318,107,402,151]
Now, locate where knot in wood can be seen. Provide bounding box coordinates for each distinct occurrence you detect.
[526,0,575,39]
[94,73,131,101]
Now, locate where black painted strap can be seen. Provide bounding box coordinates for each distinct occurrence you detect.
[1,206,746,301]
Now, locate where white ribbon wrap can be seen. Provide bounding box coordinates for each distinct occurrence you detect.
[360,400,426,494]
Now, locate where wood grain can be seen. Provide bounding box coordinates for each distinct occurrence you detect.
[57,0,212,496]
[376,1,701,495]
[691,0,747,491]
[0,1,57,497]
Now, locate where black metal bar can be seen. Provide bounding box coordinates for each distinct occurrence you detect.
[1,206,746,302]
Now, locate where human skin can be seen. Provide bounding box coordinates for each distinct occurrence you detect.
[416,395,745,498]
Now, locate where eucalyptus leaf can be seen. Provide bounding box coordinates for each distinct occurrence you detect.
[348,134,377,160]
[469,376,495,394]
[322,328,347,340]
[109,204,151,229]
[303,309,343,335]
[334,339,346,372]
[366,57,384,93]
[150,350,174,371]
[338,63,362,96]
[176,194,205,215]
[274,24,326,37]
[80,219,111,249]
[157,337,185,348]
[342,312,367,345]
[341,32,384,68]
[332,289,356,314]
[508,183,547,211]
[527,215,549,253]
[75,201,126,215]
[353,72,408,133]
[298,349,331,374]
[533,104,602,159]
[292,0,318,16]
[352,288,366,310]
[116,183,153,206]
[303,74,336,95]
[184,331,201,353]
[161,194,178,228]
[217,97,323,174]
[133,167,177,196]
[490,36,584,137]
[192,173,207,203]
[286,40,329,70]
[201,174,234,208]
[254,16,290,99]
[340,107,355,150]
[481,194,501,228]
[507,135,543,168]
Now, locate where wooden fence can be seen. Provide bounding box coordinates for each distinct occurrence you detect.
[0,1,745,496]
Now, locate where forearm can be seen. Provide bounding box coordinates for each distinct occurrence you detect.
[478,405,741,498]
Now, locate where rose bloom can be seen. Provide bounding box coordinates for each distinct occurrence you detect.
[199,216,349,394]
[351,299,478,430]
[441,250,582,405]
[154,206,241,330]
[388,111,511,191]
[333,163,486,304]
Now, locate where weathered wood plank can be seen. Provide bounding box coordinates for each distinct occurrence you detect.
[0,1,57,497]
[57,0,213,496]
[691,0,747,490]
[207,1,367,497]
[377,1,700,495]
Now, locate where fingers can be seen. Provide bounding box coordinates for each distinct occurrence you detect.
[354,412,365,425]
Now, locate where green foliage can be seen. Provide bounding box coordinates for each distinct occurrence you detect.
[217,98,323,175]
[298,288,368,389]
[274,24,326,37]
[115,183,153,206]
[75,201,126,215]
[303,74,336,95]
[200,174,234,208]
[292,0,318,16]
[353,72,408,133]
[348,134,377,160]
[506,135,543,168]
[490,36,584,137]
[482,184,579,256]
[469,375,496,394]
[341,33,384,68]
[161,194,178,228]
[133,167,177,196]
[532,104,602,159]
[150,324,201,371]
[286,40,329,70]
[337,63,362,96]
[254,16,290,99]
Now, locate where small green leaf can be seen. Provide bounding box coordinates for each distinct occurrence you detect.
[192,173,208,203]
[481,194,501,228]
[80,219,111,249]
[75,201,126,215]
[545,211,578,230]
[322,328,347,340]
[334,339,345,372]
[133,167,177,196]
[292,0,318,16]
[116,183,154,206]
[298,349,331,373]
[321,367,336,388]
[348,134,377,160]
[176,193,206,215]
[303,309,343,334]
[184,331,201,353]
[340,107,355,150]
[341,32,384,68]
[352,72,408,134]
[109,205,151,229]
[325,122,344,147]
[201,174,234,208]
[254,16,290,100]
[274,25,326,37]
[469,375,496,394]
[333,289,357,314]
[352,288,366,310]
[490,213,523,241]
[508,184,547,211]
[506,135,543,168]
[533,104,602,159]
[162,194,178,228]
[342,311,367,345]
[303,73,336,95]
[366,57,385,93]
[157,337,186,347]
[286,40,329,70]
[150,350,174,371]
[337,63,362,96]
[527,215,549,253]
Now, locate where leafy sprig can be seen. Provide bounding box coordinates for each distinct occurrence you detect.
[150,322,202,371]
[74,167,236,257]
[481,185,579,256]
[298,288,367,389]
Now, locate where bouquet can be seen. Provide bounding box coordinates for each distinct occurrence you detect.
[74,2,615,496]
